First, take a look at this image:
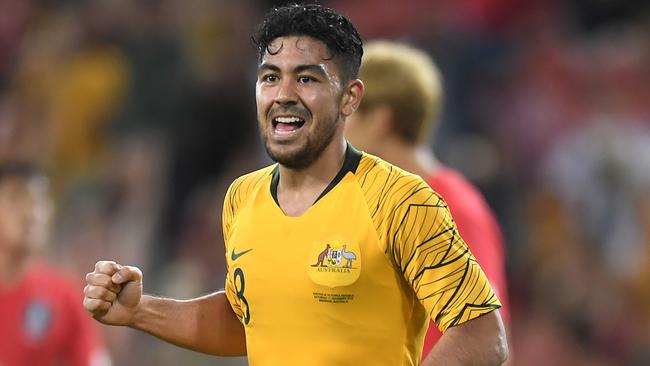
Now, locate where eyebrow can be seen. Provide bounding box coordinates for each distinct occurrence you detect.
[294,64,327,77]
[258,63,328,77]
[258,63,280,73]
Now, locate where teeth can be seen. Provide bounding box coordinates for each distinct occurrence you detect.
[275,116,302,123]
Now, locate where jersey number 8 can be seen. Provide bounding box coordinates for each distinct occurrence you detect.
[233,268,251,325]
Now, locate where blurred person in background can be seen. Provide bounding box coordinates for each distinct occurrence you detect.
[83,4,507,365]
[345,40,510,359]
[0,162,109,366]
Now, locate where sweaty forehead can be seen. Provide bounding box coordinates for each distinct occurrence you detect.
[263,36,334,63]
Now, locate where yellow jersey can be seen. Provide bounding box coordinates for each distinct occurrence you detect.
[223,144,500,365]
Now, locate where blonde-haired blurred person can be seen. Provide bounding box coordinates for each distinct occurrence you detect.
[0,162,110,366]
[346,41,511,359]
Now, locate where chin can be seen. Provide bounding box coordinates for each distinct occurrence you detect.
[265,143,314,169]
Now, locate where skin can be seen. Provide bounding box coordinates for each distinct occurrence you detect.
[425,311,508,366]
[84,35,507,364]
[84,261,246,356]
[256,35,363,216]
[0,176,50,286]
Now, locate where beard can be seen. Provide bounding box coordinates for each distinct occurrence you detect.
[261,113,339,170]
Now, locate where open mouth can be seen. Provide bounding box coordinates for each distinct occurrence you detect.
[272,116,306,135]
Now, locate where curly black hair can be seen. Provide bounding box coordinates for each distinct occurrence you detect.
[252,3,363,82]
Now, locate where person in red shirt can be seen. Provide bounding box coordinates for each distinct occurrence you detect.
[0,162,109,366]
[345,40,510,357]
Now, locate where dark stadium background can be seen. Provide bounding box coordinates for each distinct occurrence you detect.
[1,0,649,365]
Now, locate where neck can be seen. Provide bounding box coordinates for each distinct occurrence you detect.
[0,247,30,287]
[375,138,439,179]
[279,137,347,188]
[277,136,347,216]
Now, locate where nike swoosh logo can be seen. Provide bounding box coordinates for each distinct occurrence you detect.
[231,247,253,261]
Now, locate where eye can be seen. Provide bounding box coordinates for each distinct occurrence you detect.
[261,74,278,82]
[298,75,316,83]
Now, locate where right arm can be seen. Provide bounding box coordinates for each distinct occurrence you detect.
[133,293,246,355]
[83,261,246,356]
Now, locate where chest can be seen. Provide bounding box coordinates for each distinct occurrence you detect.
[231,181,378,279]
[0,284,68,364]
[226,178,402,322]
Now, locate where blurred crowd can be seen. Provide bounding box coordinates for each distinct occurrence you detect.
[0,0,649,365]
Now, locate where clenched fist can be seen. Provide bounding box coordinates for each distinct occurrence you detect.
[83,261,143,326]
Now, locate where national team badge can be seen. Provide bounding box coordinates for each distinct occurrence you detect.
[308,240,361,287]
[23,300,52,342]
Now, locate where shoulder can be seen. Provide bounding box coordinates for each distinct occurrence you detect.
[356,153,423,189]
[224,164,276,210]
[23,263,82,302]
[26,263,76,286]
[355,153,443,214]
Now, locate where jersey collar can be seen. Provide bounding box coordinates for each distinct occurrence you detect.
[270,142,362,206]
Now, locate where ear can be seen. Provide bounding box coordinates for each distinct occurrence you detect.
[340,79,365,118]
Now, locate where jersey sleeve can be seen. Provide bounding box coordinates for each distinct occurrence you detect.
[387,179,501,332]
[222,178,244,322]
[222,170,271,323]
[222,177,240,245]
[439,185,509,325]
[224,272,244,323]
[222,168,273,243]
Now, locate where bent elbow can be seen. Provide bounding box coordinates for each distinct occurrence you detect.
[493,331,509,365]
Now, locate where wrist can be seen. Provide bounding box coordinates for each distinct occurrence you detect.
[131,294,155,330]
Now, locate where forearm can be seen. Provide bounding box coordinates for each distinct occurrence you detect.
[423,310,508,366]
[132,291,246,356]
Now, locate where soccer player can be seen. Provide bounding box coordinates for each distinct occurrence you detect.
[344,40,510,359]
[83,4,508,365]
[0,162,109,366]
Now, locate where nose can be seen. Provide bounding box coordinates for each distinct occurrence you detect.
[274,78,298,106]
